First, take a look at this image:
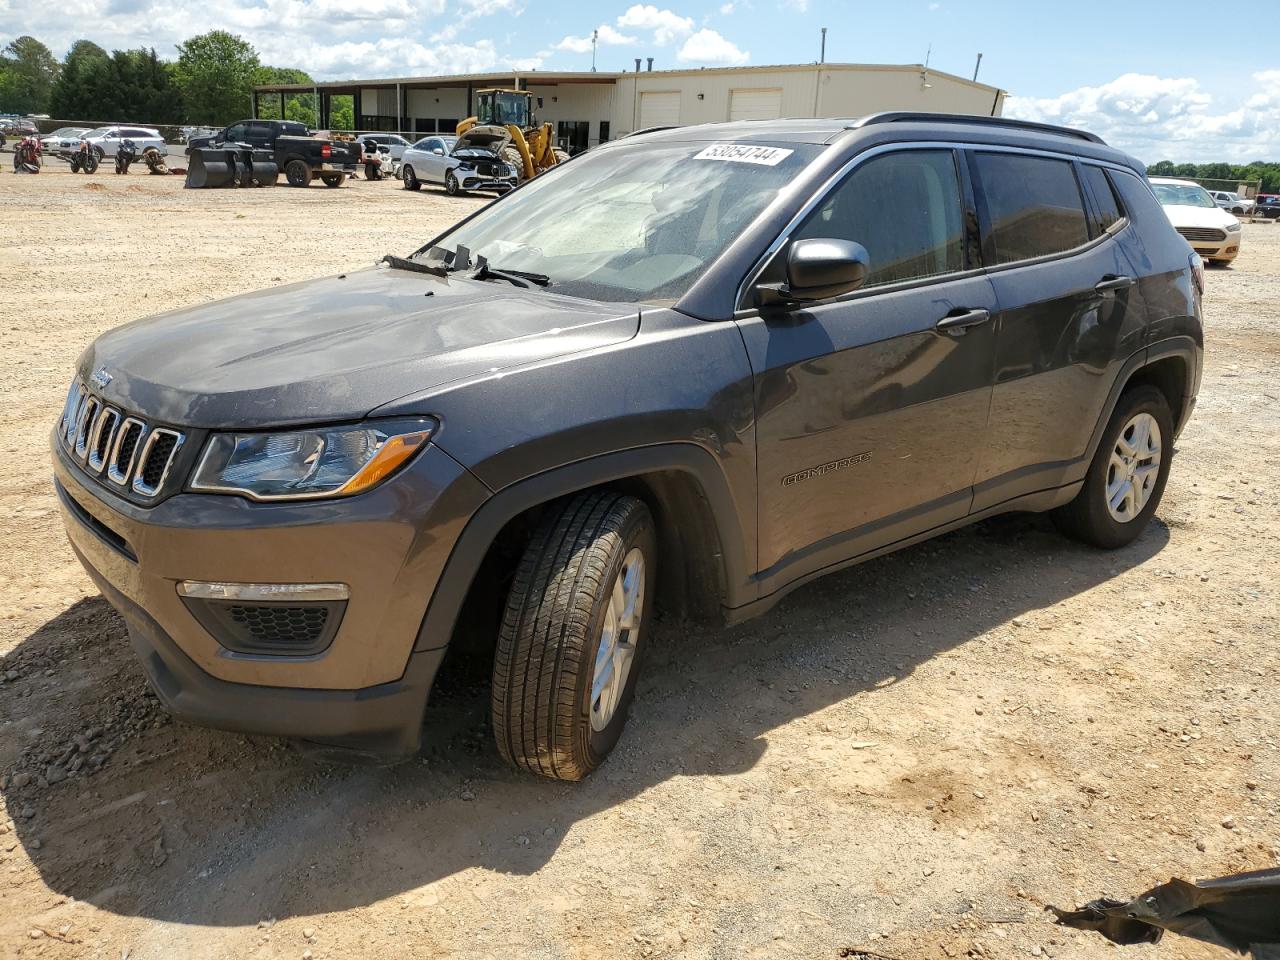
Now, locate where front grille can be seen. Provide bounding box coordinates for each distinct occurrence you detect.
[58,380,186,499]
[1176,226,1227,243]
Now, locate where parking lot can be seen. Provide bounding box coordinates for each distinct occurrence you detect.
[1,167,1277,960]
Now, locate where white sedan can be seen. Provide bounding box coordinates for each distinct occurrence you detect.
[38,126,93,154]
[399,132,518,196]
[78,125,168,159]
[1149,177,1243,265]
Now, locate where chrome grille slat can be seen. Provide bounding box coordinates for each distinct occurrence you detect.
[1176,226,1227,243]
[57,380,186,499]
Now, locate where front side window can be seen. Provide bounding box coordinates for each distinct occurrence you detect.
[975,152,1090,263]
[791,149,965,288]
[428,140,822,303]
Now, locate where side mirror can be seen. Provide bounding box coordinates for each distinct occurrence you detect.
[432,148,444,155]
[757,238,870,307]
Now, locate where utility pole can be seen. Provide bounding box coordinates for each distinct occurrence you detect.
[819,26,827,64]
[973,52,983,82]
[591,29,598,72]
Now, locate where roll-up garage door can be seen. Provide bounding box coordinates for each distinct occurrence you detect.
[728,88,783,121]
[639,91,681,129]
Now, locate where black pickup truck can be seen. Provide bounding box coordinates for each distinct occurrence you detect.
[186,119,360,187]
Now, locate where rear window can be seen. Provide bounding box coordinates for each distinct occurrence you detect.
[975,153,1090,264]
[1081,165,1123,234]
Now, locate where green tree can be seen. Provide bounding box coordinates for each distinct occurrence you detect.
[48,40,109,119]
[254,66,316,126]
[0,36,59,114]
[329,94,354,131]
[174,30,259,125]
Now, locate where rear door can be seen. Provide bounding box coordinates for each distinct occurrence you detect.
[738,147,999,594]
[968,149,1146,510]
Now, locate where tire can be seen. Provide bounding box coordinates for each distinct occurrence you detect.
[364,161,381,181]
[92,146,105,162]
[82,152,99,175]
[320,173,344,188]
[1232,206,1244,215]
[492,492,656,781]
[1052,385,1174,549]
[402,165,420,190]
[552,148,571,165]
[444,170,461,196]
[285,159,311,187]
[502,145,525,180]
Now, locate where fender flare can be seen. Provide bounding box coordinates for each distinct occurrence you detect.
[1085,335,1200,465]
[412,443,752,652]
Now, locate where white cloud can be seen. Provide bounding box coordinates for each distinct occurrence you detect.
[1005,71,1280,162]
[616,4,695,45]
[554,24,638,54]
[676,28,748,65]
[781,0,808,10]
[719,1,735,12]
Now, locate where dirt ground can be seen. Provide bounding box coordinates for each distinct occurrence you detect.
[0,165,1277,960]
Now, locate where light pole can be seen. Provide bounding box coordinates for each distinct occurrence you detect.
[591,29,599,72]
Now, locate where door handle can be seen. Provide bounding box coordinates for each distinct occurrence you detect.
[1095,275,1134,293]
[935,308,992,335]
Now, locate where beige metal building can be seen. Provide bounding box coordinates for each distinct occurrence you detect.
[254,62,1005,153]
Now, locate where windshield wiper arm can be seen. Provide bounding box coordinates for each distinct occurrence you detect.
[381,254,448,277]
[470,256,551,288]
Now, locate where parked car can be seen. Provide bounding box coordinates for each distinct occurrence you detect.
[39,127,94,156]
[79,126,168,160]
[400,130,517,195]
[1150,177,1243,264]
[53,113,1201,780]
[1207,190,1254,215]
[0,117,39,138]
[356,133,411,164]
[1252,193,1280,220]
[186,119,360,188]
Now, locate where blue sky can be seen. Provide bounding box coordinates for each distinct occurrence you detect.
[4,0,1278,160]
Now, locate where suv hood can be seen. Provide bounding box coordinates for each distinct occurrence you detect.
[79,264,639,429]
[455,125,511,154]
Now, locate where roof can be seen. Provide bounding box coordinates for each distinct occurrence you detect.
[254,62,1004,97]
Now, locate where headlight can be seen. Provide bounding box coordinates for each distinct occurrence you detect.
[190,419,435,501]
[1226,221,1242,232]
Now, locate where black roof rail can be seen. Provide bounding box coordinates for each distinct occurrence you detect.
[847,112,1106,145]
[625,125,680,138]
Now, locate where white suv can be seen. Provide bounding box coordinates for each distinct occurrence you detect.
[79,126,168,159]
[1208,190,1254,215]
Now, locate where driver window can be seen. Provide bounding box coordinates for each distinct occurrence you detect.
[792,149,965,288]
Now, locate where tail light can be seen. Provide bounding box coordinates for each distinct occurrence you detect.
[321,143,332,159]
[1189,252,1204,297]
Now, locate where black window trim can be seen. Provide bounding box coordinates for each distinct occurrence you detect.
[1075,160,1130,240]
[734,142,984,314]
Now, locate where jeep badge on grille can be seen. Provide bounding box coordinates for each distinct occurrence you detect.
[90,367,113,389]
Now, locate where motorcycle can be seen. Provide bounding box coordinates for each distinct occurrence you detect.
[114,138,137,174]
[68,140,100,174]
[13,135,41,174]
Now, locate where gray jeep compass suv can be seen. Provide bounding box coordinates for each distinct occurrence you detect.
[53,113,1203,781]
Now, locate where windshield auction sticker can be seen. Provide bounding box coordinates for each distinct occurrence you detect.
[693,144,794,166]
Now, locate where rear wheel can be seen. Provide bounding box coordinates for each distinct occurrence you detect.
[285,159,311,187]
[402,165,420,190]
[492,492,656,781]
[1052,385,1174,549]
[320,173,344,188]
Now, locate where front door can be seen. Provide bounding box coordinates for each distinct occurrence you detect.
[737,148,998,596]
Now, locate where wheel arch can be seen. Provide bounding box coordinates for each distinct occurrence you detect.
[414,444,751,655]
[1089,336,1199,464]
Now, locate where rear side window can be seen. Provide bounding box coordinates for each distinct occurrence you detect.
[975,153,1089,264]
[794,149,965,288]
[1081,165,1123,234]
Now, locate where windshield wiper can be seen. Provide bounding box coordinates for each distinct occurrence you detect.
[470,257,551,288]
[381,254,448,277]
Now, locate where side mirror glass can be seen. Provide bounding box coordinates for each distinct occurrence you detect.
[432,148,444,155]
[757,238,870,307]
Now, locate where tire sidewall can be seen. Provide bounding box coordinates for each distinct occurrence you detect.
[286,160,309,186]
[1084,387,1175,547]
[575,508,657,767]
[403,166,418,190]
[445,171,459,195]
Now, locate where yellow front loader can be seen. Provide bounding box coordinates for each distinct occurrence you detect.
[456,88,569,182]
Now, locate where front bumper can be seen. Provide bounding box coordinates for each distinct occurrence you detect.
[1190,235,1241,261]
[53,432,488,747]
[460,174,516,193]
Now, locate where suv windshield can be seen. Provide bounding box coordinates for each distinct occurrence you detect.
[1151,182,1216,208]
[426,140,821,303]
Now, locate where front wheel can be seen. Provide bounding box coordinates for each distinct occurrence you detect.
[444,170,461,195]
[320,173,345,188]
[402,165,420,190]
[1052,385,1174,549]
[492,492,656,781]
[285,159,311,187]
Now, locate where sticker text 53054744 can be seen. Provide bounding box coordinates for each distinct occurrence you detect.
[692,144,794,166]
